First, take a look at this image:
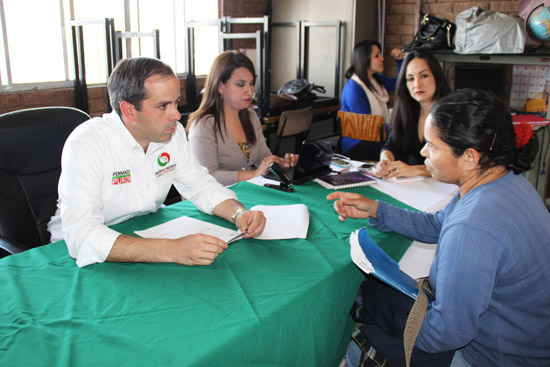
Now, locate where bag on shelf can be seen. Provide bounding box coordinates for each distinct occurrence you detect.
[404,13,456,51]
[454,6,526,54]
[277,78,326,103]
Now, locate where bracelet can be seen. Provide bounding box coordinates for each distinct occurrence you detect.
[231,208,247,225]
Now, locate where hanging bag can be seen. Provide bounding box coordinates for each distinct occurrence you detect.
[404,13,456,51]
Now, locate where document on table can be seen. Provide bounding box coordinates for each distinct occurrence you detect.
[134,204,310,243]
[134,216,242,244]
[250,204,309,239]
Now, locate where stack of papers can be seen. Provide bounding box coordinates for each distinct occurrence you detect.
[134,204,310,243]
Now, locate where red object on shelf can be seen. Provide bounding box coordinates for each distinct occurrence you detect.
[511,114,550,126]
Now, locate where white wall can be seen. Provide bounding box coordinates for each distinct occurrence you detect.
[271,0,379,98]
[271,0,356,97]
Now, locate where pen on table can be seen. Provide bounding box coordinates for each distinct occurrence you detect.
[227,232,244,245]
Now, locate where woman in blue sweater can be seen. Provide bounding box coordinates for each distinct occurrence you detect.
[340,40,403,159]
[330,89,550,366]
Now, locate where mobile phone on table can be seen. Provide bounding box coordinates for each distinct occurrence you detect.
[357,162,376,174]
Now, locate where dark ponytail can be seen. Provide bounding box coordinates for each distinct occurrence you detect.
[430,89,538,174]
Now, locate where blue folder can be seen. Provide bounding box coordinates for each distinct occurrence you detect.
[356,228,434,304]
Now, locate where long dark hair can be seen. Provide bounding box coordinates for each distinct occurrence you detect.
[430,89,538,174]
[187,51,258,145]
[344,40,384,93]
[389,49,451,154]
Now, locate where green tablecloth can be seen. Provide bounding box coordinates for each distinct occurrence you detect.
[0,181,414,366]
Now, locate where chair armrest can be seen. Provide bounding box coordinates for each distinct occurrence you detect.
[0,237,30,257]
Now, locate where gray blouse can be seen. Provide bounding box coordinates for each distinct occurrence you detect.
[187,109,272,186]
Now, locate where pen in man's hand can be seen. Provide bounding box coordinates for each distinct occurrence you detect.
[227,232,244,245]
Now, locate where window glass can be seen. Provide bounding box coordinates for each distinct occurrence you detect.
[3,0,66,84]
[0,0,219,90]
[71,0,125,84]
[185,0,219,76]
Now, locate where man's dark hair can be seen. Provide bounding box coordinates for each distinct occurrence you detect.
[107,57,176,117]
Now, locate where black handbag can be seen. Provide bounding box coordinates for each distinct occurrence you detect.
[404,13,456,51]
[277,78,326,102]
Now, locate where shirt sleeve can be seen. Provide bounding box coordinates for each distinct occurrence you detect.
[59,136,121,267]
[368,200,449,244]
[173,128,237,213]
[187,116,239,186]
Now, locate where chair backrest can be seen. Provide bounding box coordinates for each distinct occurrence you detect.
[274,107,314,155]
[0,107,90,253]
[277,106,314,136]
[338,110,386,142]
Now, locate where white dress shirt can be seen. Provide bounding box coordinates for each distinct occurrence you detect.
[48,111,237,267]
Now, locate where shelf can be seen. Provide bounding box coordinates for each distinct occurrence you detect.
[433,51,550,66]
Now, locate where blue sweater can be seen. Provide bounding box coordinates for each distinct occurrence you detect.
[340,60,402,153]
[369,172,550,366]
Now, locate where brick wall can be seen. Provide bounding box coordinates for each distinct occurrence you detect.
[383,0,520,103]
[383,0,520,77]
[384,0,520,59]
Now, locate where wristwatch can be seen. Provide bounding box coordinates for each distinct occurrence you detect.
[231,207,247,224]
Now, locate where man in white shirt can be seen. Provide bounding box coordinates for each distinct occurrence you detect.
[48,57,266,267]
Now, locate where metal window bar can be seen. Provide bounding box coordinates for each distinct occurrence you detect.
[184,19,223,112]
[272,22,301,80]
[113,30,160,66]
[70,18,115,113]
[299,21,342,98]
[0,0,12,87]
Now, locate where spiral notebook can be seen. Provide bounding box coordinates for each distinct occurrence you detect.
[315,171,377,189]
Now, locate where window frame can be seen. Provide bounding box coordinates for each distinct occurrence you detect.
[0,0,217,92]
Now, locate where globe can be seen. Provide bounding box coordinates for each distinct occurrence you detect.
[528,6,550,43]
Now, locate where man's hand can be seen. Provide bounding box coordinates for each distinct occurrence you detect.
[107,233,227,266]
[170,233,228,265]
[235,210,266,238]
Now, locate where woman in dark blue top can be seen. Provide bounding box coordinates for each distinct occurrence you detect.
[375,49,451,179]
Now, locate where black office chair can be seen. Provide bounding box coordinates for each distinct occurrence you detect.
[273,106,314,155]
[0,107,90,258]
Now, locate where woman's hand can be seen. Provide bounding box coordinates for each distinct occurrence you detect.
[390,48,404,60]
[374,159,393,178]
[255,155,282,176]
[281,153,299,168]
[326,192,378,222]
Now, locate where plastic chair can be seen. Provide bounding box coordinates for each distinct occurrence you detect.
[0,107,90,258]
[274,106,314,155]
[338,110,387,161]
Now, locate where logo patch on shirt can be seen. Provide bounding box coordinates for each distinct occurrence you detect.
[155,164,176,178]
[158,152,170,167]
[112,169,132,185]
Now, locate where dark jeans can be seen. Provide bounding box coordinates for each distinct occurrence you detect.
[351,276,455,367]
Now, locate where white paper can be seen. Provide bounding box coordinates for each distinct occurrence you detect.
[387,175,426,183]
[134,204,310,243]
[349,231,374,273]
[134,216,241,243]
[250,204,309,240]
